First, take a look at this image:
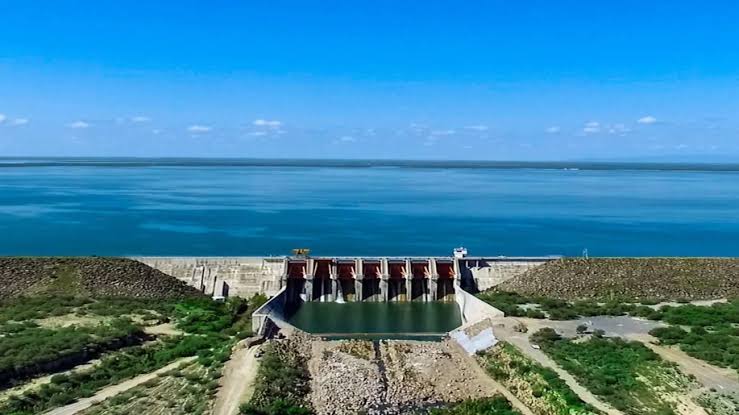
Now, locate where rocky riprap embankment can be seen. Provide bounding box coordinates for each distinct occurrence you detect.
[498,257,739,300]
[308,339,495,415]
[0,257,202,299]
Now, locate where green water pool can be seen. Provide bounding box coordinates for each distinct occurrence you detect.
[285,301,462,340]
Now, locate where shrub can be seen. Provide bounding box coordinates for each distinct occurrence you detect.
[428,396,519,415]
[540,335,692,414]
[530,328,561,345]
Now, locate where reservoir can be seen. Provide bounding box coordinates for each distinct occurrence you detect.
[4,160,739,257]
[286,302,462,340]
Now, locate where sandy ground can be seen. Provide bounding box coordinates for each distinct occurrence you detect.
[213,343,262,415]
[35,314,109,328]
[43,357,196,415]
[142,322,183,336]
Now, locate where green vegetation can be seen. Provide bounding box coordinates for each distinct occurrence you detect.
[79,345,231,415]
[649,299,739,373]
[480,291,739,376]
[0,293,266,415]
[0,336,220,415]
[694,391,739,415]
[477,291,663,321]
[76,297,174,320]
[477,342,598,415]
[0,318,143,384]
[429,396,521,415]
[533,329,695,415]
[240,338,312,415]
[0,295,93,323]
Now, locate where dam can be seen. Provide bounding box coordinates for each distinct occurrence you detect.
[135,254,559,340]
[134,255,559,300]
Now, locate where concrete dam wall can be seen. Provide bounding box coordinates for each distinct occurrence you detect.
[133,255,558,300]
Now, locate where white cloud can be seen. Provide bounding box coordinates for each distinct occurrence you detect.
[464,125,488,131]
[583,121,600,134]
[545,126,561,134]
[253,119,282,128]
[608,123,630,135]
[430,129,456,136]
[248,131,267,137]
[68,121,90,129]
[0,115,28,126]
[131,116,151,123]
[638,115,657,125]
[151,129,161,135]
[339,135,356,142]
[187,125,211,133]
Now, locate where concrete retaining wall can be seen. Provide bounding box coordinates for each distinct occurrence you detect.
[454,282,504,323]
[134,257,285,298]
[251,286,289,334]
[462,259,550,291]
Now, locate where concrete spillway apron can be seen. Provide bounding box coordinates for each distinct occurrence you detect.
[450,283,504,354]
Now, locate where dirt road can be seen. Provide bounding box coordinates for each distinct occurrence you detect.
[44,357,196,415]
[627,333,739,395]
[213,344,261,415]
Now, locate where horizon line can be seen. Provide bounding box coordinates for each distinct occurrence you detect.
[2,157,739,172]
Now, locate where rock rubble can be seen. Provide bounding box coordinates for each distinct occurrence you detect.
[307,339,495,415]
[0,257,202,299]
[498,258,739,300]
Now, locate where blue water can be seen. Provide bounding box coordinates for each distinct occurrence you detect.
[1,159,739,257]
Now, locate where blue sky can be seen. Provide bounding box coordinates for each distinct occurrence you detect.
[1,1,738,160]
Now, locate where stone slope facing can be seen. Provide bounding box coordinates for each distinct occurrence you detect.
[0,257,202,299]
[497,257,739,300]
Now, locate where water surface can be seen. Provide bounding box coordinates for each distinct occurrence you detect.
[286,302,462,340]
[2,159,739,256]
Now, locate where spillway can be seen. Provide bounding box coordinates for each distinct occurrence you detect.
[132,254,560,339]
[279,256,474,339]
[282,256,481,304]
